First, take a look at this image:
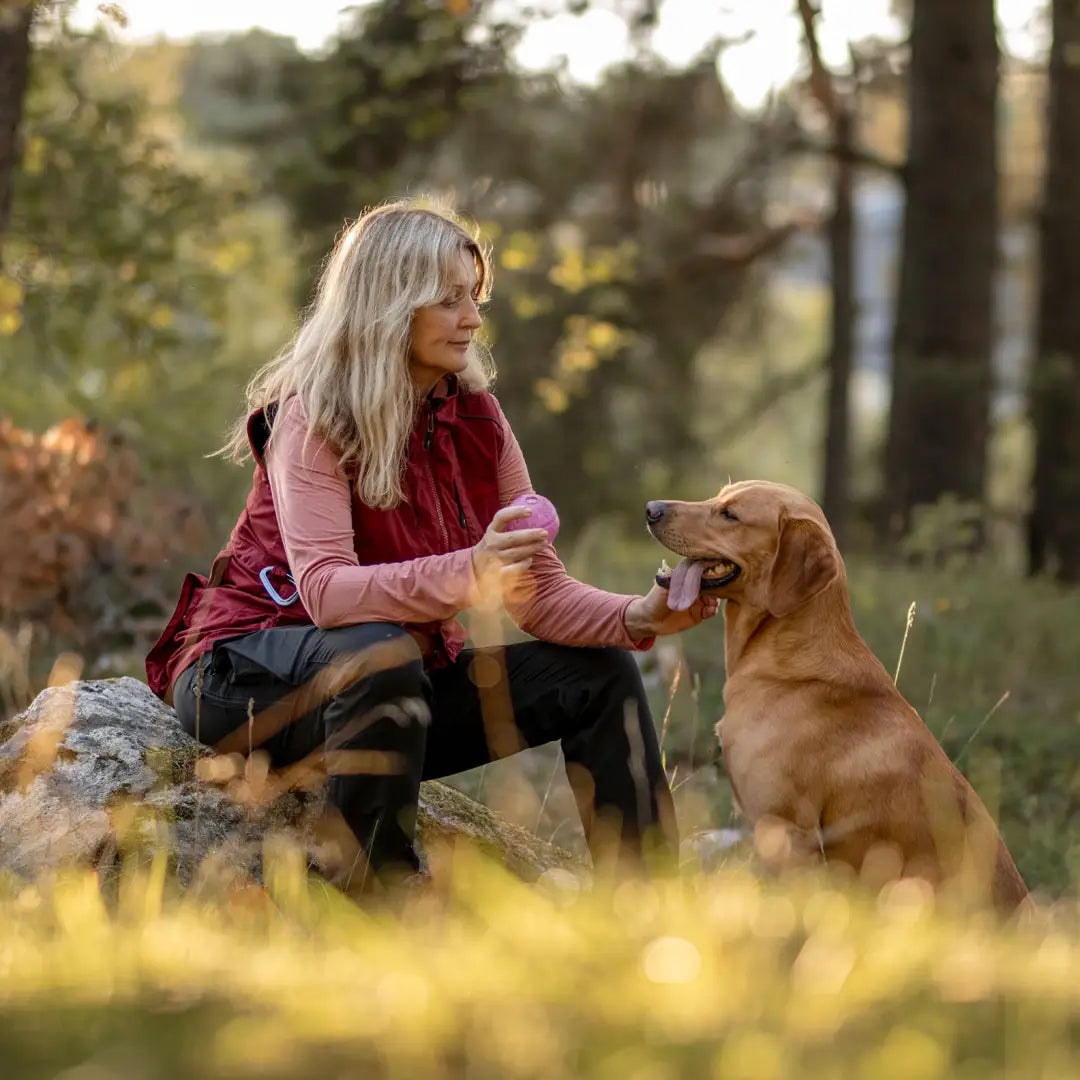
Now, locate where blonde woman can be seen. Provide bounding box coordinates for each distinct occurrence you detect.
[147,200,717,890]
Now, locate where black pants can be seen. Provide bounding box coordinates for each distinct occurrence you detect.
[173,623,676,882]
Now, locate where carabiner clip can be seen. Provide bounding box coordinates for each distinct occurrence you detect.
[259,566,300,606]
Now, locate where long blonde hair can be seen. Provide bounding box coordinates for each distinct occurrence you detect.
[220,199,496,508]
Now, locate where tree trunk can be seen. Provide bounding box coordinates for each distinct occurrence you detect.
[821,105,855,551]
[880,0,998,548]
[1029,0,1080,583]
[0,1,33,252]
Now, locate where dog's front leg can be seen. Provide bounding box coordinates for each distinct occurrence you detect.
[751,813,823,876]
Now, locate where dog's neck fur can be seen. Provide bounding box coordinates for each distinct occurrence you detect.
[722,570,887,690]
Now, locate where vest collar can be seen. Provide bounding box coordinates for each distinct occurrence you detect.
[423,374,462,423]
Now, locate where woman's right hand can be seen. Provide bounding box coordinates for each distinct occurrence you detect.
[471,506,551,605]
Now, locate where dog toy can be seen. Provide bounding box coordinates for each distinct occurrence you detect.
[504,493,560,545]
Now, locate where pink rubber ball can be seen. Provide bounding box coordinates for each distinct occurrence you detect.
[504,493,560,544]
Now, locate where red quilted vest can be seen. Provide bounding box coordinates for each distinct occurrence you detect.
[145,380,505,701]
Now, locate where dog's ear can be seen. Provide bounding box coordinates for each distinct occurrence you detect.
[766,514,839,618]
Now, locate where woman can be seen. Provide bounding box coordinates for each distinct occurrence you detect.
[146,200,717,891]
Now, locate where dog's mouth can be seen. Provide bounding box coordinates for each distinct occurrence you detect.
[655,556,741,611]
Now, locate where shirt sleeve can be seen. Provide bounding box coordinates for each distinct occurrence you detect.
[264,399,476,629]
[493,402,654,652]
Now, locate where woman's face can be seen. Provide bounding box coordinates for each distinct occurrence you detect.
[408,249,483,393]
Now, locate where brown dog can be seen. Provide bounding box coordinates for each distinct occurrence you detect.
[646,480,1028,913]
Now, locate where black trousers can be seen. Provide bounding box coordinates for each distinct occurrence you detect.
[173,622,677,881]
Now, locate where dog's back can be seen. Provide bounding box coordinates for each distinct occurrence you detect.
[810,685,1028,912]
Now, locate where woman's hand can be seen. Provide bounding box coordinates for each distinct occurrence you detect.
[624,583,720,640]
[471,506,551,607]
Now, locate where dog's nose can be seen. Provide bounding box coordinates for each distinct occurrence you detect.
[645,501,668,525]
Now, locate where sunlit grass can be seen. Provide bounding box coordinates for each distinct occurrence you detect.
[0,843,1077,1080]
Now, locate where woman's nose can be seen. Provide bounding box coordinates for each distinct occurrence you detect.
[461,297,483,329]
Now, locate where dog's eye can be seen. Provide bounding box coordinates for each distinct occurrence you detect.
[718,506,738,522]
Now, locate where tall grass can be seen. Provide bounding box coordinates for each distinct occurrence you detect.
[0,845,1077,1080]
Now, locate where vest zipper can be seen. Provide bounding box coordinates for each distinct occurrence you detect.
[453,482,468,530]
[423,404,451,551]
[427,464,450,551]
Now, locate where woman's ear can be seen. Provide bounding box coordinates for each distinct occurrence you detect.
[766,515,839,618]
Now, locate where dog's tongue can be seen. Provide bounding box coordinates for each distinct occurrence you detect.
[668,558,706,611]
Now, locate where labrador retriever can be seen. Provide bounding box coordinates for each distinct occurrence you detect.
[646,480,1029,913]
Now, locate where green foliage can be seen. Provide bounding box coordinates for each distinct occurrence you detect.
[6,28,234,416]
[898,495,986,568]
[2,23,299,539]
[179,0,522,260]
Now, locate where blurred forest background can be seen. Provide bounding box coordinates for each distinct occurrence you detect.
[1,0,1078,893]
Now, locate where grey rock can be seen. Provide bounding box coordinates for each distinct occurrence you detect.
[0,677,585,886]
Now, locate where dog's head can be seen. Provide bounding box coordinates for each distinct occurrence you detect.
[646,480,841,618]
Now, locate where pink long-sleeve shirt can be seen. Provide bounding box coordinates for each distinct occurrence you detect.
[264,397,653,652]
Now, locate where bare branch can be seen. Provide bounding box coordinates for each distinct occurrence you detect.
[788,132,907,180]
[796,0,838,120]
[695,215,819,266]
[710,114,803,208]
[713,357,824,446]
[792,2,907,183]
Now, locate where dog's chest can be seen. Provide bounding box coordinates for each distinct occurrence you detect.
[719,686,802,787]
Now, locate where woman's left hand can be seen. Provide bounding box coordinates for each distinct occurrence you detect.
[623,583,720,640]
